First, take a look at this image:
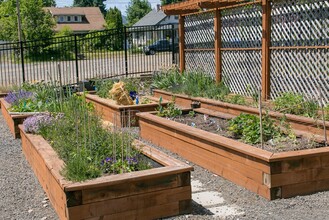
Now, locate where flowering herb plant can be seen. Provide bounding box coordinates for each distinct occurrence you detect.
[23,93,152,181]
[4,90,34,105]
[4,82,63,113]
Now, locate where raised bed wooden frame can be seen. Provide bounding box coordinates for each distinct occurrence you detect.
[85,93,169,127]
[153,89,329,141]
[0,93,8,108]
[138,112,329,200]
[19,125,193,220]
[0,98,31,138]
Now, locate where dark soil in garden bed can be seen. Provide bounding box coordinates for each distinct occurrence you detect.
[170,113,324,153]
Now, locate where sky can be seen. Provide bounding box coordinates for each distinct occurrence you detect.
[56,0,161,15]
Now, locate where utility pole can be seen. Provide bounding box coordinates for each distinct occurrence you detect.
[16,0,23,42]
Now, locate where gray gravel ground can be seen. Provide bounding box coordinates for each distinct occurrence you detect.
[2,110,329,220]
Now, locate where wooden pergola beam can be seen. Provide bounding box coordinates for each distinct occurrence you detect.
[164,8,199,15]
[162,0,253,15]
[198,2,236,9]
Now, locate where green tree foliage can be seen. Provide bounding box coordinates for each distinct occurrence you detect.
[83,31,108,51]
[73,0,106,15]
[43,0,56,6]
[54,26,73,37]
[105,7,124,50]
[0,0,54,41]
[126,0,151,26]
[161,0,182,6]
[105,7,123,30]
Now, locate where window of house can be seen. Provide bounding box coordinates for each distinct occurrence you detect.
[67,16,71,22]
[174,15,179,19]
[74,16,78,22]
[59,16,64,22]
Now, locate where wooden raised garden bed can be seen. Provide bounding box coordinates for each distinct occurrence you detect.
[85,93,169,127]
[19,125,193,220]
[153,89,329,141]
[0,93,8,108]
[0,98,32,138]
[137,112,329,200]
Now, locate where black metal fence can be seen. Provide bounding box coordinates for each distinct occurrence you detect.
[0,24,179,86]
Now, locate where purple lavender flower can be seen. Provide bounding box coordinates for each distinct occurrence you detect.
[100,157,116,166]
[4,90,34,105]
[23,113,55,134]
[126,156,138,165]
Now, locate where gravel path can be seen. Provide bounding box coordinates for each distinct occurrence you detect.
[2,110,329,220]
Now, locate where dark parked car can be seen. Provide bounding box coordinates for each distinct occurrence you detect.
[143,39,178,55]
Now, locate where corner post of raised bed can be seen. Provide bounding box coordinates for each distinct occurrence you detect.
[179,15,186,74]
[214,8,222,84]
[261,0,271,101]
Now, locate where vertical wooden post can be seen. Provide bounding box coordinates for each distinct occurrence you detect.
[179,15,185,73]
[214,9,222,83]
[261,0,271,100]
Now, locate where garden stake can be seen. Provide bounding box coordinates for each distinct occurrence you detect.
[259,88,263,149]
[113,113,117,173]
[318,89,328,147]
[57,63,63,111]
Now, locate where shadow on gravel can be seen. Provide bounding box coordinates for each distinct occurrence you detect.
[190,200,215,216]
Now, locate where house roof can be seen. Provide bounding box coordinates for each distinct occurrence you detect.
[133,9,167,27]
[44,7,106,32]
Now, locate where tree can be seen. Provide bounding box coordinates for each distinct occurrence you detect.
[161,0,182,6]
[73,0,106,15]
[0,0,54,42]
[105,7,124,50]
[43,0,56,7]
[105,7,123,30]
[126,0,151,26]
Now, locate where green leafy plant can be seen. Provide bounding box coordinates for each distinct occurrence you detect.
[152,69,229,100]
[188,110,196,117]
[228,113,280,144]
[156,97,182,118]
[325,105,329,120]
[35,94,150,181]
[273,92,318,118]
[225,94,246,105]
[95,79,115,98]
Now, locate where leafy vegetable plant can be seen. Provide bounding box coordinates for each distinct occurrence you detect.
[228,113,280,144]
[157,97,182,118]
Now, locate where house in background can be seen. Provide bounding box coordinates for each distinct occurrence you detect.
[44,7,106,34]
[131,5,178,46]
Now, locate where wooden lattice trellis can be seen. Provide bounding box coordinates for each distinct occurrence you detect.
[270,0,329,103]
[221,4,262,96]
[165,0,329,103]
[184,12,216,76]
